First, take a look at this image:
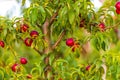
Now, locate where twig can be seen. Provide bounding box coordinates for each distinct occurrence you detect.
[52,30,66,50]
[49,7,61,26]
[33,47,43,55]
[105,22,120,30]
[20,37,43,55]
[36,21,42,30]
[9,46,17,59]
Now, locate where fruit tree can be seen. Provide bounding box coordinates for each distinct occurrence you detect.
[0,0,120,80]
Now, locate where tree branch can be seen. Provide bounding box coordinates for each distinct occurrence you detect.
[41,7,61,79]
[42,18,51,54]
[52,30,66,50]
[42,7,61,54]
[49,7,60,26]
[105,22,120,30]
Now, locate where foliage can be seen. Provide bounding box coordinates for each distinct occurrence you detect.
[0,0,120,80]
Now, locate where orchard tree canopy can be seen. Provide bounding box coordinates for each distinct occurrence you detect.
[0,0,120,80]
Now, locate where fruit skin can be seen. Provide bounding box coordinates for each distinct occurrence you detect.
[86,65,90,71]
[27,74,32,79]
[20,24,29,32]
[20,57,28,64]
[116,9,120,14]
[0,40,4,48]
[11,63,19,72]
[115,2,120,10]
[30,30,39,38]
[66,38,74,47]
[24,38,33,46]
[98,23,105,31]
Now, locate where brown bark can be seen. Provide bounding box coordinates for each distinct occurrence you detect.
[41,7,61,80]
[49,9,59,26]
[42,18,51,54]
[42,7,61,54]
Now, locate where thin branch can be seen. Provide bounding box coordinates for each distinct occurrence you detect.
[33,47,43,55]
[73,0,76,2]
[81,46,87,54]
[36,6,60,30]
[52,30,66,50]
[36,21,42,30]
[105,22,120,30]
[20,37,43,55]
[9,46,17,59]
[49,7,60,26]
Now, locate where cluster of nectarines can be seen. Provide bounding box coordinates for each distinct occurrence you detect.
[20,24,39,47]
[11,24,38,79]
[11,57,27,72]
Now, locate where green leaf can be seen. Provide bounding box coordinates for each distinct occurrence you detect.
[30,67,39,75]
[102,41,106,51]
[59,6,67,19]
[30,8,38,25]
[56,59,68,65]
[0,69,4,80]
[68,10,75,24]
[22,0,26,6]
[96,60,103,69]
[84,0,87,10]
[45,7,52,16]
[39,6,46,23]
[49,54,54,65]
[91,37,100,51]
[39,6,45,15]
